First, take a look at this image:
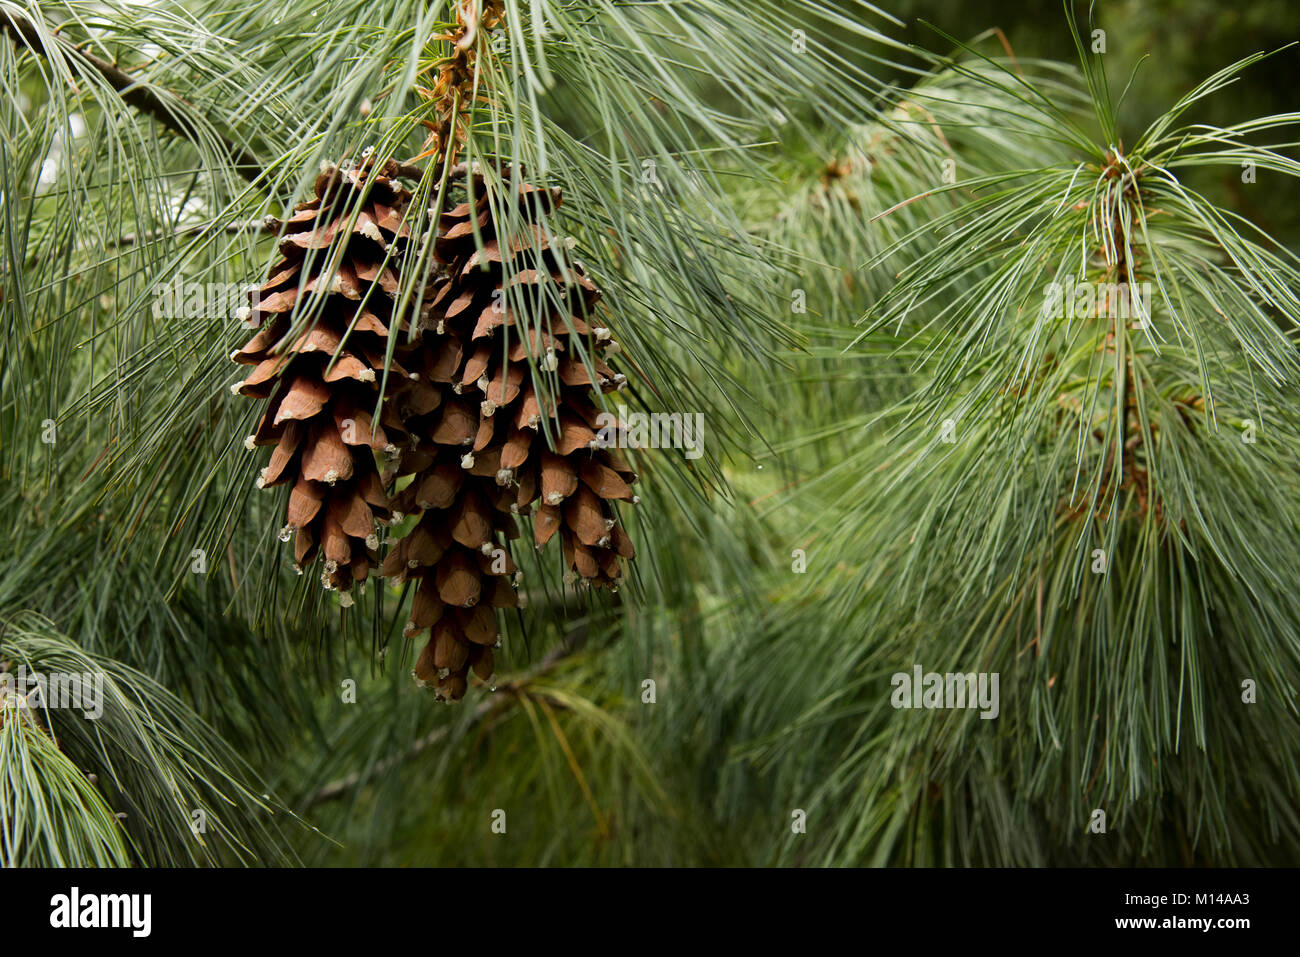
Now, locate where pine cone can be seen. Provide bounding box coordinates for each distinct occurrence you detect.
[387,165,638,700]
[233,155,413,595]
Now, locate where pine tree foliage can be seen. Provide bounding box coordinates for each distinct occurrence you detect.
[1,613,296,865]
[1,0,1298,867]
[738,31,1300,863]
[0,0,900,864]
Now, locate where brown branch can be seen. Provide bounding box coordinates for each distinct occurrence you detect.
[391,159,433,182]
[304,625,591,808]
[1,11,263,183]
[104,217,271,251]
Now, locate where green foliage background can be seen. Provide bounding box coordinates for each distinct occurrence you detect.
[1,0,1297,866]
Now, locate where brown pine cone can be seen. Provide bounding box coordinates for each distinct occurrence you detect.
[388,164,638,700]
[232,153,414,596]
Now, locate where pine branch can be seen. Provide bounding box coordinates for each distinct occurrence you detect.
[304,625,592,808]
[0,10,263,182]
[103,218,271,251]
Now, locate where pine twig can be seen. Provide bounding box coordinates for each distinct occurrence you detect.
[1,11,263,182]
[104,218,272,251]
[304,626,591,808]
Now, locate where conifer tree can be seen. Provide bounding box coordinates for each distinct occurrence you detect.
[2,0,1298,869]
